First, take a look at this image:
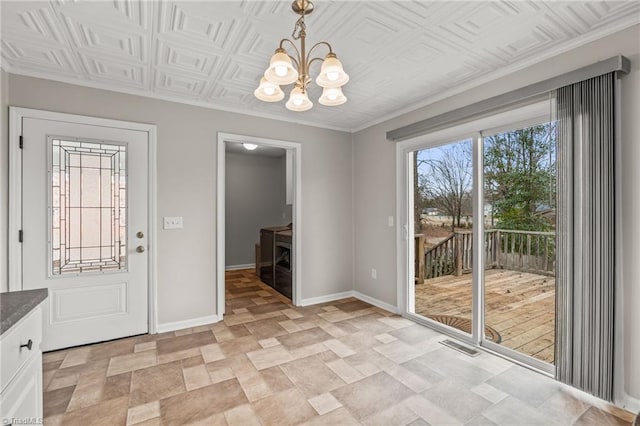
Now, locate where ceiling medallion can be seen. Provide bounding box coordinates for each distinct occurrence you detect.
[254,0,349,112]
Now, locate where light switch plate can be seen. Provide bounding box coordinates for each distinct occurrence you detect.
[163,216,183,229]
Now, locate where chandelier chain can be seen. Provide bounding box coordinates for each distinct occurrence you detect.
[292,15,306,40]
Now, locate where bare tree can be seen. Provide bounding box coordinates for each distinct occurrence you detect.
[413,154,427,234]
[420,143,472,231]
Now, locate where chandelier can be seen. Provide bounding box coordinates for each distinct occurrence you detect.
[254,0,349,112]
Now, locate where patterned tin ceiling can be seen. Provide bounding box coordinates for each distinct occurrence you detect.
[1,1,638,131]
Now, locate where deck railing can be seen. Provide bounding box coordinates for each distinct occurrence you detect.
[417,229,555,281]
[485,229,556,276]
[422,233,455,280]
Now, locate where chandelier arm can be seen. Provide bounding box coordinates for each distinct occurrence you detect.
[307,57,325,71]
[307,41,334,59]
[288,55,300,70]
[279,38,302,62]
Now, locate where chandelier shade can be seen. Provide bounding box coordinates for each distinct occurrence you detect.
[285,86,313,111]
[254,77,285,102]
[315,54,349,88]
[264,50,299,85]
[254,0,348,112]
[318,86,347,106]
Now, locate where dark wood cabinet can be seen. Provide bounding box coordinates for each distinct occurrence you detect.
[259,227,292,299]
[259,229,275,287]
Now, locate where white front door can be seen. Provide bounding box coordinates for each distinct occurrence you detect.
[20,117,149,351]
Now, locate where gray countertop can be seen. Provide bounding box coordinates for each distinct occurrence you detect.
[1,289,48,336]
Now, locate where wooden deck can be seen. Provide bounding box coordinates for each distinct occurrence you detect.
[414,269,555,364]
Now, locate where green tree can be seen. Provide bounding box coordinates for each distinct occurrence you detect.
[484,124,556,231]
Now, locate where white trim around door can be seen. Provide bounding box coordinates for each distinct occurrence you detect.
[8,107,159,334]
[216,132,303,316]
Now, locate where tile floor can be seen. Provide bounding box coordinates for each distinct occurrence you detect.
[42,269,636,425]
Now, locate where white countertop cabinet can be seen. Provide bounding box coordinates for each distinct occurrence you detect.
[0,303,45,425]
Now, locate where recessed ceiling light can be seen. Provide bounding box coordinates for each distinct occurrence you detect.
[243,143,258,151]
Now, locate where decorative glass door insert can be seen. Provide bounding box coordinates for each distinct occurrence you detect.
[49,138,127,276]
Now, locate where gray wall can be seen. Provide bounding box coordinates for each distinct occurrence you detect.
[225,152,290,267]
[352,25,640,408]
[2,23,638,410]
[0,69,7,293]
[4,74,353,324]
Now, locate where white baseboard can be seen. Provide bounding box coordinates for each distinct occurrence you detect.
[557,377,640,417]
[299,290,398,314]
[299,291,354,306]
[225,263,255,271]
[156,314,222,333]
[352,291,398,314]
[617,393,640,414]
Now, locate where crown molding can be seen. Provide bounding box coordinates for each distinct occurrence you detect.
[2,65,352,133]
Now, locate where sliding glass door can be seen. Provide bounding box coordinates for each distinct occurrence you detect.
[482,121,557,366]
[410,138,475,338]
[403,100,557,372]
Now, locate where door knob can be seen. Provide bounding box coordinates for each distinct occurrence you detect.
[136,231,144,239]
[136,245,145,253]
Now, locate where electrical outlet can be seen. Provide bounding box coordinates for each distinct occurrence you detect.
[371,269,377,279]
[388,216,394,227]
[163,216,183,229]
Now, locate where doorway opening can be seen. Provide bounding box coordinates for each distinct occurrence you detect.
[216,133,302,317]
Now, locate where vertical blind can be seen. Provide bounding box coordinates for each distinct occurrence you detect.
[555,72,616,401]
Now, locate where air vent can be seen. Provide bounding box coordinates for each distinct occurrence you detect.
[440,339,479,357]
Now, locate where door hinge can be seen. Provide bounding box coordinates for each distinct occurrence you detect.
[18,230,23,243]
[19,135,23,149]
